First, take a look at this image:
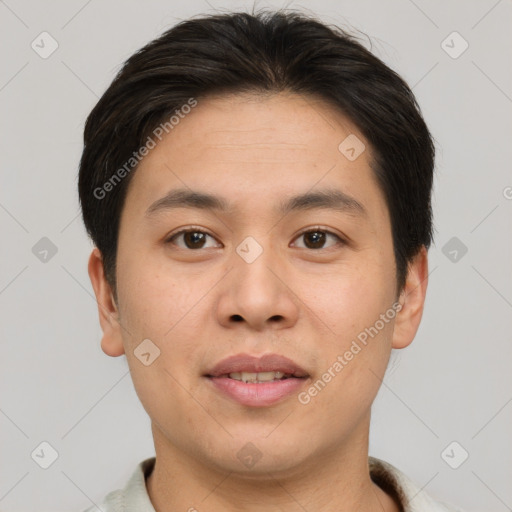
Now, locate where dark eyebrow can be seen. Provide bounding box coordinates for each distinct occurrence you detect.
[145,187,366,218]
[145,188,232,217]
[277,188,366,217]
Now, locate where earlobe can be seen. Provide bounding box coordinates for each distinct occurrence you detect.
[391,246,429,350]
[87,248,125,357]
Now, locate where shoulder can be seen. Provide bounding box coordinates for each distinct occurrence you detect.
[369,456,465,512]
[80,457,156,512]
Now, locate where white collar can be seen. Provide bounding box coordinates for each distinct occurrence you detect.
[86,456,463,512]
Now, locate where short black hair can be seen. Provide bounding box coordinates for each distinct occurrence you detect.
[78,8,435,301]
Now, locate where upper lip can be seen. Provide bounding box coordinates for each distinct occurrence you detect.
[206,353,309,378]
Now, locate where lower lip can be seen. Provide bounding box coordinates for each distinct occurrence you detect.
[207,376,307,407]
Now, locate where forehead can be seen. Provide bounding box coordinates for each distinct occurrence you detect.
[151,91,363,163]
[122,91,386,225]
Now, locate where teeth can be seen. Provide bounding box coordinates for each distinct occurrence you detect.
[229,371,286,383]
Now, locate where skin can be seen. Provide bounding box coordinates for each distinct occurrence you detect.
[89,91,428,512]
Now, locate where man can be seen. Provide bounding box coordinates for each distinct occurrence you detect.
[79,9,463,512]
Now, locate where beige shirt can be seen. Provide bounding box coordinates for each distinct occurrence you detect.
[82,456,464,512]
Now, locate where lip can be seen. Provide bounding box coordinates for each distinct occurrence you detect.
[204,353,309,407]
[205,353,309,378]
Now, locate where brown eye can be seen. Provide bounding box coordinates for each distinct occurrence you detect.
[167,229,220,249]
[293,229,344,250]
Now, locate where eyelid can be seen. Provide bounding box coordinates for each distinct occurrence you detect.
[165,226,222,246]
[165,225,347,249]
[291,226,347,248]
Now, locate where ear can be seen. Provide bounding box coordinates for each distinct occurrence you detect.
[392,245,429,350]
[88,247,125,357]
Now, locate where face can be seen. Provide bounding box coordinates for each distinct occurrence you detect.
[89,91,427,478]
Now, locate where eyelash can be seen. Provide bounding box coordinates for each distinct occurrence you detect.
[165,226,346,250]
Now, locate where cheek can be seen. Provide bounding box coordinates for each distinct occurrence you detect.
[117,270,206,424]
[117,257,203,341]
[117,263,210,392]
[299,257,394,338]
[297,255,396,405]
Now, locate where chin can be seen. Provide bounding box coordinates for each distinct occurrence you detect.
[200,430,314,476]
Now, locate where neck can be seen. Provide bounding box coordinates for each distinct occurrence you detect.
[146,417,400,512]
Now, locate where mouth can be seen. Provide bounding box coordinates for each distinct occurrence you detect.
[204,353,309,407]
[224,370,301,383]
[205,353,309,378]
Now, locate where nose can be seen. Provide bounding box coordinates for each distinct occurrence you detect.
[215,239,300,332]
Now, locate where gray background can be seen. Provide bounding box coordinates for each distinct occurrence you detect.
[1,0,511,511]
